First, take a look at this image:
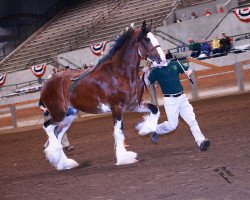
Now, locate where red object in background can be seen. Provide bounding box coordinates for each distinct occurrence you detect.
[0,73,7,87]
[30,63,47,77]
[90,41,107,56]
[233,7,250,23]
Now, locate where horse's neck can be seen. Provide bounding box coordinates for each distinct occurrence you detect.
[112,42,140,78]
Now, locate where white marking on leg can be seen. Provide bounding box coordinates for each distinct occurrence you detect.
[135,109,160,135]
[43,125,63,168]
[114,120,137,165]
[44,115,79,170]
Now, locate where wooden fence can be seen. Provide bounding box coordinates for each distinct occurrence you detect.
[0,60,249,130]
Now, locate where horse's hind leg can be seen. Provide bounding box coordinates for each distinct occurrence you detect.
[43,109,79,170]
[112,106,137,165]
[134,102,160,135]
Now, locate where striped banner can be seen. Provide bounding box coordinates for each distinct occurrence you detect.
[30,63,47,77]
[90,41,107,56]
[233,7,250,23]
[0,73,7,87]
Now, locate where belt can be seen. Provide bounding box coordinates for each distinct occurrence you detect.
[164,92,183,97]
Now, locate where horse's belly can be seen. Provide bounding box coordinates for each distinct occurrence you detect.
[71,97,111,114]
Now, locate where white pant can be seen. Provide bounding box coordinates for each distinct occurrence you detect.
[156,94,205,146]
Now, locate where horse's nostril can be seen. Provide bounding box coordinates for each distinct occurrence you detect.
[156,58,162,64]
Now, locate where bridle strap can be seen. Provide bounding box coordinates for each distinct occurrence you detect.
[149,44,161,51]
[139,39,161,61]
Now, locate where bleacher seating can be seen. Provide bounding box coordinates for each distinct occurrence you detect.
[0,0,218,72]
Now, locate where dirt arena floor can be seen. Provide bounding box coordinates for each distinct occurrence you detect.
[1,93,250,200]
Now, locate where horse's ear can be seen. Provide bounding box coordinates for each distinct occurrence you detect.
[136,20,149,42]
[141,20,147,31]
[141,20,150,35]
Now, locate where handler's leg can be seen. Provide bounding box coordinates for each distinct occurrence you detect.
[156,97,180,134]
[61,134,75,152]
[151,97,180,144]
[61,134,70,147]
[179,94,210,151]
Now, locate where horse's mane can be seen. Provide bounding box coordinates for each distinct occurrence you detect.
[96,27,135,66]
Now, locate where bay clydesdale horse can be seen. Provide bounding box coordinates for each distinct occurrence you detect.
[40,21,166,170]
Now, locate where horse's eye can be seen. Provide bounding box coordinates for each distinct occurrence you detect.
[144,38,150,43]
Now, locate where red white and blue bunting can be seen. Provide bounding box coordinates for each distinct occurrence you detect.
[0,73,7,87]
[30,63,47,77]
[233,7,250,23]
[90,41,107,56]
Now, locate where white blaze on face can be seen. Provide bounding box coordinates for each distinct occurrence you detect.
[147,32,166,63]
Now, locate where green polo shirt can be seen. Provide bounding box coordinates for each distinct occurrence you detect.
[148,61,189,94]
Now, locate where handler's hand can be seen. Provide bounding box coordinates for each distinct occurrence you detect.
[142,67,150,73]
[186,68,193,77]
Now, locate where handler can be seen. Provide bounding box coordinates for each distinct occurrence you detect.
[147,60,210,151]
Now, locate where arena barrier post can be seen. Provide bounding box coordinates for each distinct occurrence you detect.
[189,70,199,99]
[235,62,245,93]
[10,104,17,128]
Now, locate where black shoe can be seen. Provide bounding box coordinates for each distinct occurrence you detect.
[200,139,210,151]
[151,132,159,144]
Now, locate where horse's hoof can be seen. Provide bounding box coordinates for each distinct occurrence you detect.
[57,158,79,170]
[116,151,137,165]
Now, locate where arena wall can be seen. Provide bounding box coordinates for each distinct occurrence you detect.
[0,65,54,105]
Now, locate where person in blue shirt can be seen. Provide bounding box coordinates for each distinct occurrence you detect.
[200,39,211,57]
[147,60,210,151]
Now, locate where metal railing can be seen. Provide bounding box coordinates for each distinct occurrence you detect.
[206,4,250,40]
[0,79,44,93]
[155,30,187,46]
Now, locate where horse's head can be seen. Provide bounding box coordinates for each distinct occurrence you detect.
[136,21,166,64]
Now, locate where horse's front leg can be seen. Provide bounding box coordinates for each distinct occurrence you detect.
[134,102,160,135]
[112,106,137,165]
